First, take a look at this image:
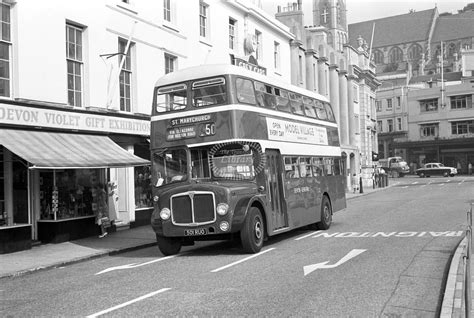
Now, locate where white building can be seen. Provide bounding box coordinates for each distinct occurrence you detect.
[0,0,295,253]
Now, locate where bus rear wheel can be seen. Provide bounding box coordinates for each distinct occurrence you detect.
[316,196,332,230]
[240,207,264,254]
[156,235,182,256]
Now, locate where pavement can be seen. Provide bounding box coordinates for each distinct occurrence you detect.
[0,178,471,317]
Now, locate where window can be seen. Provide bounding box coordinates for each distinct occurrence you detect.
[298,55,303,83]
[388,47,403,63]
[229,18,236,50]
[450,95,472,110]
[274,87,290,112]
[396,96,401,108]
[324,102,335,121]
[387,119,393,132]
[0,147,4,225]
[373,50,384,64]
[39,169,105,220]
[199,1,209,38]
[163,0,171,22]
[255,30,262,60]
[314,100,328,120]
[447,43,457,58]
[396,117,402,131]
[303,97,316,118]
[407,44,422,61]
[376,100,382,112]
[135,166,152,209]
[420,98,438,112]
[420,124,438,137]
[377,120,382,132]
[165,53,176,74]
[118,38,133,112]
[284,157,300,179]
[155,83,187,113]
[236,78,256,105]
[312,157,324,177]
[66,24,83,107]
[451,120,474,135]
[192,77,226,107]
[0,3,10,97]
[289,93,304,115]
[321,5,330,24]
[274,41,280,70]
[386,98,392,110]
[255,82,275,109]
[353,85,359,102]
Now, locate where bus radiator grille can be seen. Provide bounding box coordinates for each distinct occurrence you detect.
[171,192,215,225]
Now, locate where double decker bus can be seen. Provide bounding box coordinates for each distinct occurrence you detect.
[150,64,346,255]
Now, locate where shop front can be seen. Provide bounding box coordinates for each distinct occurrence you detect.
[0,102,151,254]
[395,137,474,175]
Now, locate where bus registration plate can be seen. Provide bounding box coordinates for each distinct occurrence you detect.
[184,228,207,236]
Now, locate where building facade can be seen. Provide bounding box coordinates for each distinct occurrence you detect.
[399,73,474,174]
[0,0,296,253]
[349,3,474,164]
[275,0,379,189]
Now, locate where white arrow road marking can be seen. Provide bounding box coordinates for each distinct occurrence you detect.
[95,256,175,275]
[211,248,276,272]
[303,249,367,276]
[86,288,171,318]
[295,231,322,241]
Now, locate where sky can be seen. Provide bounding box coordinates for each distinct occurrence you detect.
[261,0,472,24]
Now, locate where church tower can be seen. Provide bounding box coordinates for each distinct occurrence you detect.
[312,0,348,52]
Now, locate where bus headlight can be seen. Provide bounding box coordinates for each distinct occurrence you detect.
[216,203,229,216]
[219,221,229,232]
[160,208,171,220]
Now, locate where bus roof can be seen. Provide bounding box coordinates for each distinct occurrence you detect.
[154,64,330,103]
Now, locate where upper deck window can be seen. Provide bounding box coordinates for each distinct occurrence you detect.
[192,77,227,107]
[236,78,256,105]
[155,84,187,113]
[289,93,304,115]
[274,88,290,112]
[324,102,335,122]
[255,81,276,109]
[303,97,316,118]
[314,100,328,120]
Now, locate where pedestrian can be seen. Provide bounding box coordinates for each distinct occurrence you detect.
[469,162,472,176]
[95,183,110,238]
[457,162,461,174]
[108,181,120,223]
[351,173,359,193]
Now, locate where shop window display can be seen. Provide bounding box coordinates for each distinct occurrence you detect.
[40,169,106,220]
[135,166,152,209]
[0,148,29,227]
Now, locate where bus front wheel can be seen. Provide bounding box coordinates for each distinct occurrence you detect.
[317,196,332,230]
[240,207,264,254]
[156,235,182,256]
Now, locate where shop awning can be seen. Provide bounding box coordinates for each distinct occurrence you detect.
[0,129,150,169]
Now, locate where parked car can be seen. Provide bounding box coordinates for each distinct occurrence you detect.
[415,163,457,177]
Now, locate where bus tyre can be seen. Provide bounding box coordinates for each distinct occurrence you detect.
[156,235,182,256]
[240,207,264,254]
[317,196,332,230]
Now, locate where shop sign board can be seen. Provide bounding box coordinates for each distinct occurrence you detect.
[0,103,150,135]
